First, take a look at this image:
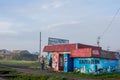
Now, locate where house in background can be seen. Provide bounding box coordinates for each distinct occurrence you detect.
[43,43,120,74]
[0,49,38,61]
[12,50,38,61]
[0,49,12,60]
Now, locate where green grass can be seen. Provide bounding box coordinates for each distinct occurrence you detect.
[10,72,120,80]
[0,60,120,79]
[8,74,67,80]
[0,60,41,68]
[0,67,66,80]
[0,68,18,74]
[57,72,120,79]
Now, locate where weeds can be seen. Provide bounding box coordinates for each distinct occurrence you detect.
[8,74,67,80]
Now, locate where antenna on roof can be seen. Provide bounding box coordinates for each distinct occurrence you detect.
[97,36,101,47]
[96,8,120,47]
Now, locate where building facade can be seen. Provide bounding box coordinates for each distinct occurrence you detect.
[43,43,120,74]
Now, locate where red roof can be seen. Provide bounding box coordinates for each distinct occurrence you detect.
[43,44,76,52]
[43,43,120,59]
[77,43,101,49]
[43,43,101,52]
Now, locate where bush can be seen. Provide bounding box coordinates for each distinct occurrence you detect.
[47,77,60,80]
[0,68,18,74]
[40,75,49,80]
[8,74,67,80]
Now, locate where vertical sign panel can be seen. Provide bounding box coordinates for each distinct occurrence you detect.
[64,54,73,72]
[64,54,68,72]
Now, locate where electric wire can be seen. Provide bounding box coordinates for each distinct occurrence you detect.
[97,8,120,46]
[101,8,120,38]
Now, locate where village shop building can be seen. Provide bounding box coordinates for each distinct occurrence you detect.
[43,43,120,74]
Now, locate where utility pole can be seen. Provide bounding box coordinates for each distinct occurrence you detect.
[107,46,110,51]
[39,32,41,62]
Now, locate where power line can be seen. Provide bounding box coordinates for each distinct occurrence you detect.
[97,8,120,46]
[101,8,120,37]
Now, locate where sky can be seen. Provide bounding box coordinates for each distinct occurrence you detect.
[0,0,120,53]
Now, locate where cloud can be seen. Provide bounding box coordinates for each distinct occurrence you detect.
[41,1,66,9]
[0,21,12,27]
[47,20,81,29]
[0,21,15,34]
[20,29,35,33]
[0,21,27,35]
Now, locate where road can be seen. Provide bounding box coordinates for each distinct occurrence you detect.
[8,67,99,80]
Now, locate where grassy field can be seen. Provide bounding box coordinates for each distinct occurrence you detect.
[0,60,41,68]
[8,74,67,80]
[0,67,67,80]
[1,67,120,80]
[0,60,120,79]
[0,67,18,75]
[57,72,120,79]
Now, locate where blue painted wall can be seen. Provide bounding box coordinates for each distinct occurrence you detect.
[74,58,119,74]
[47,52,50,64]
[99,58,119,73]
[64,54,73,72]
[47,53,119,74]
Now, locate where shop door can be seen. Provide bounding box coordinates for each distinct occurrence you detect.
[59,54,64,71]
[64,54,73,72]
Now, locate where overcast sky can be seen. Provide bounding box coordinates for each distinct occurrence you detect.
[0,0,120,53]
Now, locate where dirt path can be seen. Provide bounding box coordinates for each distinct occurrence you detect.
[8,67,101,80]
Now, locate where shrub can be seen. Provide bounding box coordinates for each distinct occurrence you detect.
[40,75,49,80]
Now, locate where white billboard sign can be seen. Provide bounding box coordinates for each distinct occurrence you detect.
[48,37,69,45]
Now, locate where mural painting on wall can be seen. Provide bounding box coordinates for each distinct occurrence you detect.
[52,53,59,71]
[74,58,118,74]
[98,59,118,73]
[74,59,100,74]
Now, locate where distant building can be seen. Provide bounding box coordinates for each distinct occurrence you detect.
[0,49,11,54]
[0,49,12,60]
[0,49,38,61]
[12,50,31,55]
[12,50,38,61]
[43,43,120,74]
